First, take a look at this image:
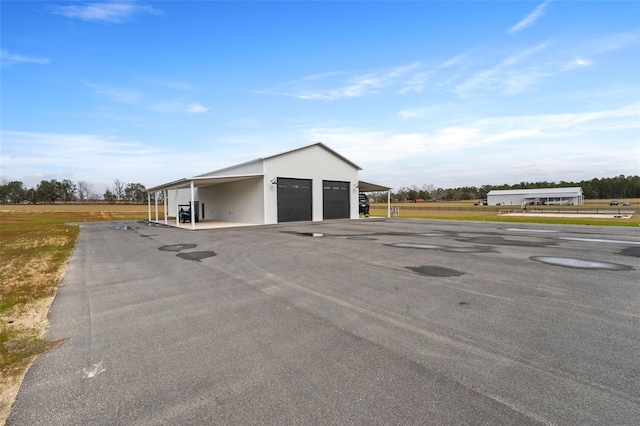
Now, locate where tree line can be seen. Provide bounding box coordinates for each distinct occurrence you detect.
[2,174,638,205]
[370,175,640,203]
[0,178,148,204]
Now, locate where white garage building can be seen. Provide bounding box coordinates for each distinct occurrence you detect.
[146,143,391,229]
[487,187,584,207]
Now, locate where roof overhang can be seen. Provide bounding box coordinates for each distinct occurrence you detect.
[359,180,392,192]
[147,174,263,193]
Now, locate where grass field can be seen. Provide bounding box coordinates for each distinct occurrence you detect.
[0,205,154,424]
[0,201,636,424]
[370,199,640,226]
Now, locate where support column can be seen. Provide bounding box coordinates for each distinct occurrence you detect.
[147,192,151,221]
[154,192,159,222]
[164,190,168,224]
[190,180,196,230]
[175,187,179,227]
[387,191,391,218]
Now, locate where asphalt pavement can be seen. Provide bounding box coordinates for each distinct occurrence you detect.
[8,219,640,425]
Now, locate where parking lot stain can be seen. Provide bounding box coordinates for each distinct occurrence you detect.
[176,251,217,262]
[281,231,325,237]
[381,231,458,237]
[462,236,554,247]
[110,225,138,231]
[136,221,170,228]
[159,244,197,252]
[530,256,633,271]
[346,236,378,241]
[620,247,640,258]
[387,243,495,253]
[406,265,465,277]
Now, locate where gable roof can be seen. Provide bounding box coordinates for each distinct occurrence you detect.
[197,142,361,178]
[147,142,362,192]
[263,142,362,170]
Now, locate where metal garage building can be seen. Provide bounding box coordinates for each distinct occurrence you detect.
[146,143,391,229]
[487,187,584,207]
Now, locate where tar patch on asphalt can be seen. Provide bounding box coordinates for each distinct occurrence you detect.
[406,265,465,277]
[176,251,217,262]
[620,246,640,258]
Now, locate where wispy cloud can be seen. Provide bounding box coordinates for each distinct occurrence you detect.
[269,62,424,101]
[305,103,639,187]
[84,81,209,114]
[305,103,639,164]
[85,82,143,104]
[0,130,221,191]
[187,103,209,114]
[49,1,162,24]
[266,26,634,103]
[453,43,549,96]
[0,49,49,67]
[508,0,552,35]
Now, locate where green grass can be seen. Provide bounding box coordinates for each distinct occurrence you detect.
[370,201,639,227]
[0,206,153,420]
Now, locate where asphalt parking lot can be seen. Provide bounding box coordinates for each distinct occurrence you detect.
[8,219,640,425]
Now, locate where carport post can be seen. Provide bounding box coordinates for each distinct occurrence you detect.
[387,191,391,218]
[147,193,151,221]
[190,180,196,230]
[164,190,168,224]
[175,187,179,227]
[154,192,159,222]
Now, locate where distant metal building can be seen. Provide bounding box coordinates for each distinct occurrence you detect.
[146,143,391,229]
[487,187,584,207]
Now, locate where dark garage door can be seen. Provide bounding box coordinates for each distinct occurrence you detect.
[323,180,350,220]
[277,178,312,223]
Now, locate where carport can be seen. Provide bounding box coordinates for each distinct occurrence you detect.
[359,180,392,218]
[146,174,263,231]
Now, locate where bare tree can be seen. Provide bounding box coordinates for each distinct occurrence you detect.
[77,181,94,203]
[113,179,125,203]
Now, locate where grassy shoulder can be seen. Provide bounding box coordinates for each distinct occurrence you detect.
[0,205,156,424]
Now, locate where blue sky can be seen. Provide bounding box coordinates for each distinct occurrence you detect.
[2,0,639,194]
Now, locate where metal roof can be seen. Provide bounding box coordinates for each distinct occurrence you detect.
[148,143,364,192]
[146,174,263,193]
[358,180,392,192]
[487,187,583,196]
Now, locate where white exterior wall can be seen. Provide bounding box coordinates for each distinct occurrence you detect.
[198,178,264,224]
[167,187,200,217]
[487,194,522,206]
[263,144,360,224]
